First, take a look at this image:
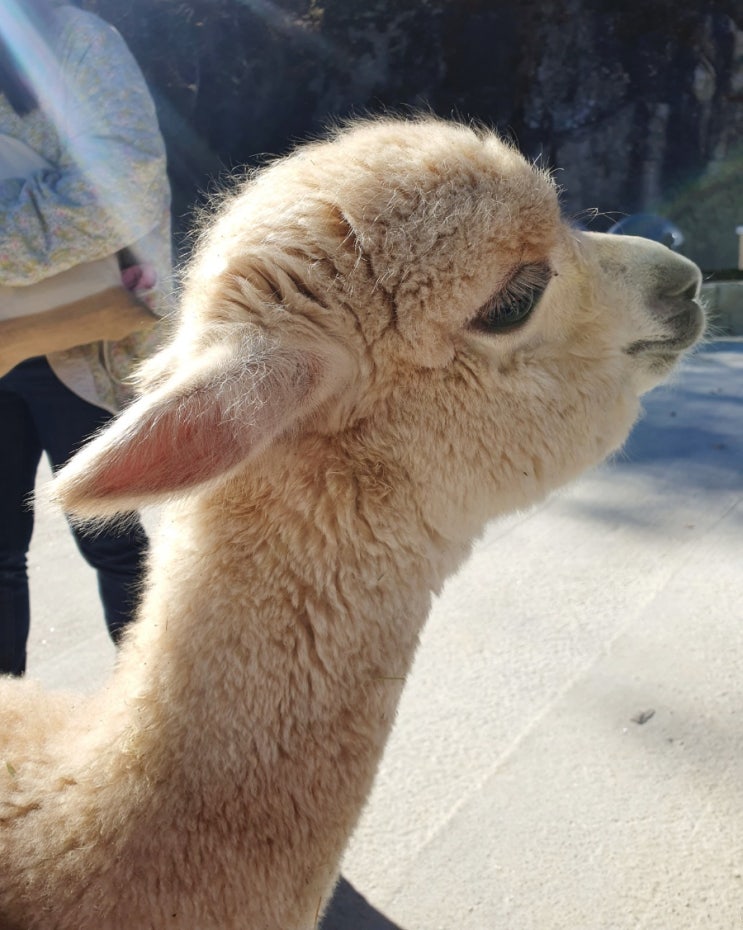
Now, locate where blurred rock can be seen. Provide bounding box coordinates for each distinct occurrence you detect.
[80,0,743,269]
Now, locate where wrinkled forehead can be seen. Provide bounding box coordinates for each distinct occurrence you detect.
[187,119,562,344]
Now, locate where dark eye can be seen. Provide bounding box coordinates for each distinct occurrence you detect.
[471,262,553,333]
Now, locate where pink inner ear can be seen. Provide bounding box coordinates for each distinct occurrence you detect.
[87,394,250,499]
[76,347,324,503]
[58,343,337,512]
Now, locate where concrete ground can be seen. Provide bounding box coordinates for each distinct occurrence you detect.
[25,340,743,930]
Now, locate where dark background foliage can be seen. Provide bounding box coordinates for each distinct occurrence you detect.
[79,0,743,270]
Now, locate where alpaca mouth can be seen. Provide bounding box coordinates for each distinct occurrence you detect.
[625,299,705,357]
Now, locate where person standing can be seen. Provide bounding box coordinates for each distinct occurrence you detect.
[0,0,172,675]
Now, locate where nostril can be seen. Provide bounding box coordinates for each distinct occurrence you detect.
[680,278,700,300]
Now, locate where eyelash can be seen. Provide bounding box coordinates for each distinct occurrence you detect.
[470,262,553,334]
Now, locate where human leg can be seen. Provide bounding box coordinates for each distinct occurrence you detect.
[68,520,148,643]
[14,358,149,644]
[0,380,42,676]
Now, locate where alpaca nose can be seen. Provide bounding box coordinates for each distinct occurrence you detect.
[652,252,702,306]
[582,231,706,353]
[647,251,703,335]
[584,231,703,320]
[631,246,705,352]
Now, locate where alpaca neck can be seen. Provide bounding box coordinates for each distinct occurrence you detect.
[108,459,465,876]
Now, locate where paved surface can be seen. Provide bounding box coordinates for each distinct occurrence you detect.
[25,340,743,930]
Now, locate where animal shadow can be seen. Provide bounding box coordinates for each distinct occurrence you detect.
[320,877,406,930]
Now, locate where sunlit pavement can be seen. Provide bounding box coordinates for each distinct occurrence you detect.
[26,340,743,930]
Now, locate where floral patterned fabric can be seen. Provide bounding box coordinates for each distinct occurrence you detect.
[0,3,172,412]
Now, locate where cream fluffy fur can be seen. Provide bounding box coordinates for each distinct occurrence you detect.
[0,117,704,930]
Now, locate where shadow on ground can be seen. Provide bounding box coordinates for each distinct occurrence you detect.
[320,877,405,929]
[618,342,743,480]
[562,340,743,532]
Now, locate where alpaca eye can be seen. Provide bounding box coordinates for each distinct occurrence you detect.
[472,262,553,333]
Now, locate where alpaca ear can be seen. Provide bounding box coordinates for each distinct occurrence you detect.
[52,336,349,517]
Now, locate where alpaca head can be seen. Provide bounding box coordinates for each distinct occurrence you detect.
[53,117,704,540]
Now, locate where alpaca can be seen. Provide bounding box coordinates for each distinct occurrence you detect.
[0,117,704,930]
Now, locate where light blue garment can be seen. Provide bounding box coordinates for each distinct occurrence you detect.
[0,3,172,411]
